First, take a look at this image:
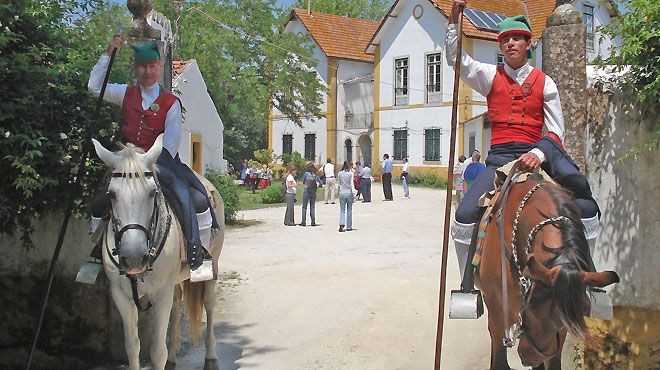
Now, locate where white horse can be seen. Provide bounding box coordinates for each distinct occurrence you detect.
[92,134,224,370]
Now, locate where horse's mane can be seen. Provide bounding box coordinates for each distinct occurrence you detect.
[530,175,590,339]
[107,144,159,192]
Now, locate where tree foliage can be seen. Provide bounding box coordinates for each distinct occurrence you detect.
[290,0,389,20]
[0,0,129,247]
[153,0,325,168]
[597,0,659,159]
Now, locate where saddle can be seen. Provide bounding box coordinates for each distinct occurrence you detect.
[472,160,555,269]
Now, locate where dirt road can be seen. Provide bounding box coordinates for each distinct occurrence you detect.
[177,184,527,370]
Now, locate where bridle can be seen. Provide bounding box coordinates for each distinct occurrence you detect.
[104,170,172,311]
[493,164,568,357]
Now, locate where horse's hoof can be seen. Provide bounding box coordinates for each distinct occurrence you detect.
[204,358,218,370]
[165,361,176,370]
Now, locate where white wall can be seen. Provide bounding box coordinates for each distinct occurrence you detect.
[173,60,226,175]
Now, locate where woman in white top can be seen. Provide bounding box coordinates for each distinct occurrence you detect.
[338,161,355,232]
[284,165,298,226]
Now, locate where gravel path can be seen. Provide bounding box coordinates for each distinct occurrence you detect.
[175,184,527,370]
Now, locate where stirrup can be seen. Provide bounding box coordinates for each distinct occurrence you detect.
[449,289,484,319]
[75,261,104,285]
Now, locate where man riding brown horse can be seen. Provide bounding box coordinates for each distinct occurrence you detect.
[446,0,600,281]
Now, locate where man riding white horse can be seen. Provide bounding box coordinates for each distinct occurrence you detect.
[446,0,601,281]
[87,35,219,271]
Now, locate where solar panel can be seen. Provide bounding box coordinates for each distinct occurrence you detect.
[464,9,508,33]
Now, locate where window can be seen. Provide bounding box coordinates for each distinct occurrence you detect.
[345,139,353,162]
[304,134,315,161]
[497,53,505,67]
[394,57,409,106]
[583,4,595,51]
[282,134,293,155]
[393,130,408,160]
[468,133,476,156]
[427,53,442,103]
[424,129,442,161]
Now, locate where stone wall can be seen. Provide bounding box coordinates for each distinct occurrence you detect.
[580,78,660,369]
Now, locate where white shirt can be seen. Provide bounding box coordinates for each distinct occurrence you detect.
[445,24,565,163]
[88,54,182,157]
[402,162,409,173]
[286,174,297,194]
[323,163,335,178]
[338,170,354,195]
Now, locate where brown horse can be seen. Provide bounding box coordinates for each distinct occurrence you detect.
[478,174,619,370]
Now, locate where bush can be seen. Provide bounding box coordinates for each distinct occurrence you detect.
[206,172,240,222]
[261,185,285,204]
[281,151,307,178]
[408,173,448,188]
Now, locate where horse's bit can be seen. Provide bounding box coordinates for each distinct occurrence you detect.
[104,171,172,311]
[495,168,569,354]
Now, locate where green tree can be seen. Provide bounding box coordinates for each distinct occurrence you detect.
[0,0,128,247]
[153,0,325,168]
[597,0,659,159]
[291,0,389,20]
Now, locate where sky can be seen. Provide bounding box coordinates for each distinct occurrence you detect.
[110,0,300,10]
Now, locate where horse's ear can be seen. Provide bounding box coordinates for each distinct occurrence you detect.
[527,256,560,287]
[580,271,620,288]
[144,134,163,166]
[92,138,118,169]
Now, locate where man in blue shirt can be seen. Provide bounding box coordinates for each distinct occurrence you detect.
[462,150,486,191]
[381,154,394,201]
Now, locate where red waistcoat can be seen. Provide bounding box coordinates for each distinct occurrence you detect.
[121,85,178,152]
[487,66,545,146]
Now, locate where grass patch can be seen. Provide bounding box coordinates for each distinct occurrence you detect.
[238,184,326,211]
[226,219,264,229]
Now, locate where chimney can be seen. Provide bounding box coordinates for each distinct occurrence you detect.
[308,0,311,15]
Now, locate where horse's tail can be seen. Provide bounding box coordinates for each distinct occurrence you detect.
[182,279,205,345]
[551,261,589,340]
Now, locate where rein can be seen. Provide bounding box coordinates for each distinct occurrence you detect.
[494,164,570,350]
[104,170,172,311]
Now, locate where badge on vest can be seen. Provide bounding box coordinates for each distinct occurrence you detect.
[521,82,532,96]
[150,103,160,112]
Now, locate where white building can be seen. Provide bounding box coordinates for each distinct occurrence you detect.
[269,9,380,167]
[270,2,619,177]
[172,60,227,175]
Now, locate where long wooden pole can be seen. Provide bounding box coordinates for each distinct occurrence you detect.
[434,7,464,370]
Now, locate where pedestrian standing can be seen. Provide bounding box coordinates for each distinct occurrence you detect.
[338,161,354,232]
[300,163,322,226]
[354,161,363,200]
[284,165,297,226]
[240,159,248,186]
[381,154,393,201]
[323,158,337,204]
[360,163,372,202]
[401,156,410,199]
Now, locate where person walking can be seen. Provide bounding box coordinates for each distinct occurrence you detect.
[462,150,485,191]
[300,163,322,226]
[360,163,373,202]
[381,154,394,201]
[323,158,337,204]
[338,161,355,232]
[284,165,298,226]
[401,156,410,199]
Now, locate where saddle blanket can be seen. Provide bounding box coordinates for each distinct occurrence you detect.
[472,160,555,269]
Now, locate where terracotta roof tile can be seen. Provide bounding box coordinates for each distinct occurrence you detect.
[291,8,380,62]
[429,0,555,41]
[172,59,193,77]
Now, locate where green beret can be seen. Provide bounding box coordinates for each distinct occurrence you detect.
[498,15,533,59]
[132,42,160,64]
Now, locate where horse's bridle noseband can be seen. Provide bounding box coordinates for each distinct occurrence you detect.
[105,171,171,275]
